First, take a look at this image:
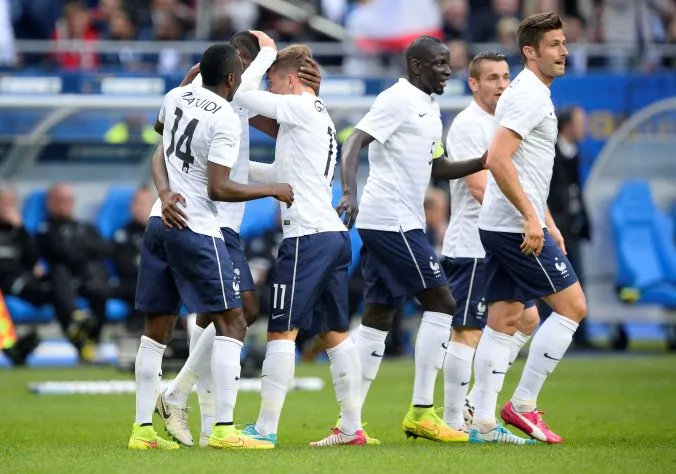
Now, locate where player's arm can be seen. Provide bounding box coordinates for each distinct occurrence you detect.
[151,105,187,229]
[466,170,488,204]
[179,64,200,87]
[545,207,566,254]
[207,118,293,206]
[431,154,486,180]
[486,126,542,255]
[336,129,374,229]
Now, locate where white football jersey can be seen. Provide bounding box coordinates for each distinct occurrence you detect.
[234,89,346,238]
[478,68,558,233]
[442,100,492,259]
[354,78,442,232]
[149,84,241,238]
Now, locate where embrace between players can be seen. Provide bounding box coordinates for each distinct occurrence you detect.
[128,11,587,451]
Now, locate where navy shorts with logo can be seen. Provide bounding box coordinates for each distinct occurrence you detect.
[479,229,578,304]
[268,231,351,334]
[443,257,536,329]
[221,227,255,293]
[135,217,241,314]
[359,228,448,307]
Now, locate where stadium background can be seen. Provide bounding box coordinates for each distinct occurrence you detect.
[0,1,675,377]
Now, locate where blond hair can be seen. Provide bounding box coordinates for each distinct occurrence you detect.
[271,44,312,73]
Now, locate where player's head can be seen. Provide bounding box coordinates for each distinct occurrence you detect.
[468,52,510,114]
[518,12,567,80]
[267,44,313,96]
[199,43,243,101]
[405,36,451,95]
[229,31,260,71]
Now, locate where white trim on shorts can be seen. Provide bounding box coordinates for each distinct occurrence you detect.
[399,228,426,289]
[211,237,228,310]
[521,234,557,293]
[287,237,300,331]
[462,258,478,326]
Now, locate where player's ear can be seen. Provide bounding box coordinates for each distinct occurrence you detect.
[523,45,536,61]
[409,58,421,76]
[468,76,478,94]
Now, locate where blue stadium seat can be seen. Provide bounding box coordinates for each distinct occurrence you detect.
[5,296,53,324]
[96,186,136,239]
[106,299,130,322]
[611,180,676,307]
[22,190,47,235]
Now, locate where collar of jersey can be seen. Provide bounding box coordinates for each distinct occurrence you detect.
[398,78,433,103]
[469,100,493,122]
[520,68,551,96]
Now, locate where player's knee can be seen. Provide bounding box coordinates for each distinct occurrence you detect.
[451,327,482,348]
[418,286,456,315]
[213,308,247,340]
[362,305,396,332]
[569,294,588,322]
[518,307,541,335]
[318,331,347,349]
[486,301,523,333]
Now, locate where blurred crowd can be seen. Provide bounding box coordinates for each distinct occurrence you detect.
[1,0,675,72]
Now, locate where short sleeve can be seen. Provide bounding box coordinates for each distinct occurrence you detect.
[192,73,203,87]
[497,88,548,139]
[208,113,241,168]
[157,105,165,124]
[355,90,406,144]
[447,118,486,161]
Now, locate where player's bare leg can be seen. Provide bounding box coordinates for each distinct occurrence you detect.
[502,283,586,443]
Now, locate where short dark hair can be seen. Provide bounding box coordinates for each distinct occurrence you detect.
[229,31,260,61]
[200,44,241,87]
[469,52,507,79]
[406,36,444,65]
[556,106,582,133]
[517,12,564,62]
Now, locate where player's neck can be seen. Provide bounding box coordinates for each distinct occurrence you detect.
[298,85,315,96]
[525,63,554,88]
[474,97,495,117]
[204,85,227,100]
[406,76,432,96]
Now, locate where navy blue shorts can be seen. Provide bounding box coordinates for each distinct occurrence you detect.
[267,231,351,334]
[221,227,255,293]
[443,257,537,329]
[359,228,448,307]
[479,229,578,304]
[135,217,241,314]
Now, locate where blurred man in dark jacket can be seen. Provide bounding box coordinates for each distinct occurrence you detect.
[547,107,592,347]
[36,183,113,352]
[0,184,91,360]
[112,187,153,331]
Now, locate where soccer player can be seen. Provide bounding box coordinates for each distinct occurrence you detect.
[155,31,321,448]
[128,43,293,450]
[230,44,366,447]
[337,36,485,443]
[439,52,540,435]
[470,12,587,444]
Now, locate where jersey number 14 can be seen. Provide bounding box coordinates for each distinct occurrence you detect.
[166,107,199,173]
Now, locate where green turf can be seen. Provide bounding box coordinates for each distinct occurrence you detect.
[2,356,676,473]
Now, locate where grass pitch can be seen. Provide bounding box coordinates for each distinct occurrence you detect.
[2,355,676,474]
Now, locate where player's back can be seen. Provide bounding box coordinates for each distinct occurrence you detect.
[355,78,442,233]
[273,92,346,238]
[479,68,557,232]
[442,101,492,259]
[153,84,241,238]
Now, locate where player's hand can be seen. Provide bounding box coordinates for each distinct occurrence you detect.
[521,215,544,256]
[336,193,359,229]
[159,190,188,229]
[271,183,294,208]
[249,30,276,51]
[549,225,567,255]
[299,56,321,95]
[180,63,200,86]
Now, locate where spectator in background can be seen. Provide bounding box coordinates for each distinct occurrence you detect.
[471,0,521,42]
[112,187,154,332]
[210,0,259,40]
[548,106,592,348]
[441,0,470,42]
[100,6,150,71]
[91,0,122,36]
[496,16,522,67]
[153,13,186,74]
[563,14,590,74]
[447,39,470,82]
[37,183,113,356]
[523,0,560,16]
[51,0,99,70]
[0,184,92,360]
